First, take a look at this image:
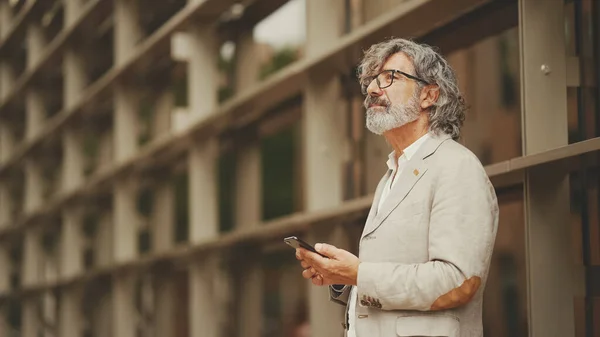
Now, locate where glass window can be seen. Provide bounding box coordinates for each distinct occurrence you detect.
[253,0,306,81]
[570,164,600,336]
[565,0,599,143]
[447,27,522,165]
[261,115,301,221]
[483,186,528,337]
[262,251,308,337]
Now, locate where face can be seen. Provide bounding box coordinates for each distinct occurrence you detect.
[363,53,422,135]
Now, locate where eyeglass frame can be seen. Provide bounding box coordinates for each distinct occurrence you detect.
[360,69,430,95]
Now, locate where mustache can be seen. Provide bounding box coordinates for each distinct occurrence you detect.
[364,96,390,109]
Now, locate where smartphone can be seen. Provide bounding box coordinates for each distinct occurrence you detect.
[284,236,328,258]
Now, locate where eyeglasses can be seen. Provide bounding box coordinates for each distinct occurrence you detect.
[360,69,429,95]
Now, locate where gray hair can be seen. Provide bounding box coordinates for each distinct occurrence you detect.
[357,38,466,140]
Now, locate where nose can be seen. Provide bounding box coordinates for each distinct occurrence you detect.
[367,79,383,97]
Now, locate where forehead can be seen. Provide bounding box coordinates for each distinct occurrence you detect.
[381,52,414,72]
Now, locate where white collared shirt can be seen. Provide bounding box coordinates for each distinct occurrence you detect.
[347,132,430,337]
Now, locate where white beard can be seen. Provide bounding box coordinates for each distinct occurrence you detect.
[365,92,421,135]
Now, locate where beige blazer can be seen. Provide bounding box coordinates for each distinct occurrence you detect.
[330,133,499,337]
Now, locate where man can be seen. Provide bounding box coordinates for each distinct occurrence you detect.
[295,38,498,337]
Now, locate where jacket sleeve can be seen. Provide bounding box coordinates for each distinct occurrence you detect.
[356,152,498,311]
[329,285,350,306]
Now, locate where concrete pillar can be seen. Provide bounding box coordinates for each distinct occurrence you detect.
[234,145,261,229]
[63,47,88,110]
[113,85,139,162]
[234,31,261,229]
[59,287,82,337]
[0,61,15,101]
[189,257,220,337]
[112,272,136,337]
[114,0,141,66]
[303,0,347,212]
[154,275,175,337]
[188,139,218,243]
[236,251,262,337]
[26,23,45,70]
[235,30,260,90]
[307,225,349,336]
[187,23,217,119]
[25,89,46,140]
[0,182,11,226]
[151,182,174,252]
[61,207,82,279]
[62,129,84,193]
[94,289,113,337]
[22,229,40,287]
[519,0,576,336]
[152,89,173,138]
[113,0,141,162]
[0,123,14,163]
[21,298,39,337]
[0,247,9,294]
[113,177,138,263]
[96,212,113,267]
[64,0,85,28]
[0,2,12,40]
[24,160,43,213]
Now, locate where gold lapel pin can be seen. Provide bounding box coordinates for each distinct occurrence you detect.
[413,169,419,176]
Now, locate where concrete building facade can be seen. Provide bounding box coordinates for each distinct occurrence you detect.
[0,0,598,336]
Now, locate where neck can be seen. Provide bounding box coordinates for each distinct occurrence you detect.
[383,114,429,160]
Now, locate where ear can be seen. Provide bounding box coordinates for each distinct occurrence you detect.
[419,85,440,110]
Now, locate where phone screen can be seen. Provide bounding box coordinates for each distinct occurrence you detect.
[284,236,328,258]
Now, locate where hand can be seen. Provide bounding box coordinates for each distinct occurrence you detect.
[295,249,325,285]
[296,243,360,286]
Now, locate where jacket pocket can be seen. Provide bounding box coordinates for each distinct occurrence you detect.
[396,314,459,337]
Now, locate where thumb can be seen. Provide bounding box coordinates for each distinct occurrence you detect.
[315,243,338,258]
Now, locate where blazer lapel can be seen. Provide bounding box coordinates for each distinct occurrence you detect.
[364,170,391,228]
[361,133,452,239]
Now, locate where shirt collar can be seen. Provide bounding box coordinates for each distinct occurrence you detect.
[385,133,431,170]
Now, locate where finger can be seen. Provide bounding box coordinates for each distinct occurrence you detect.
[295,248,302,260]
[302,268,316,279]
[314,243,339,259]
[311,274,323,286]
[300,260,310,269]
